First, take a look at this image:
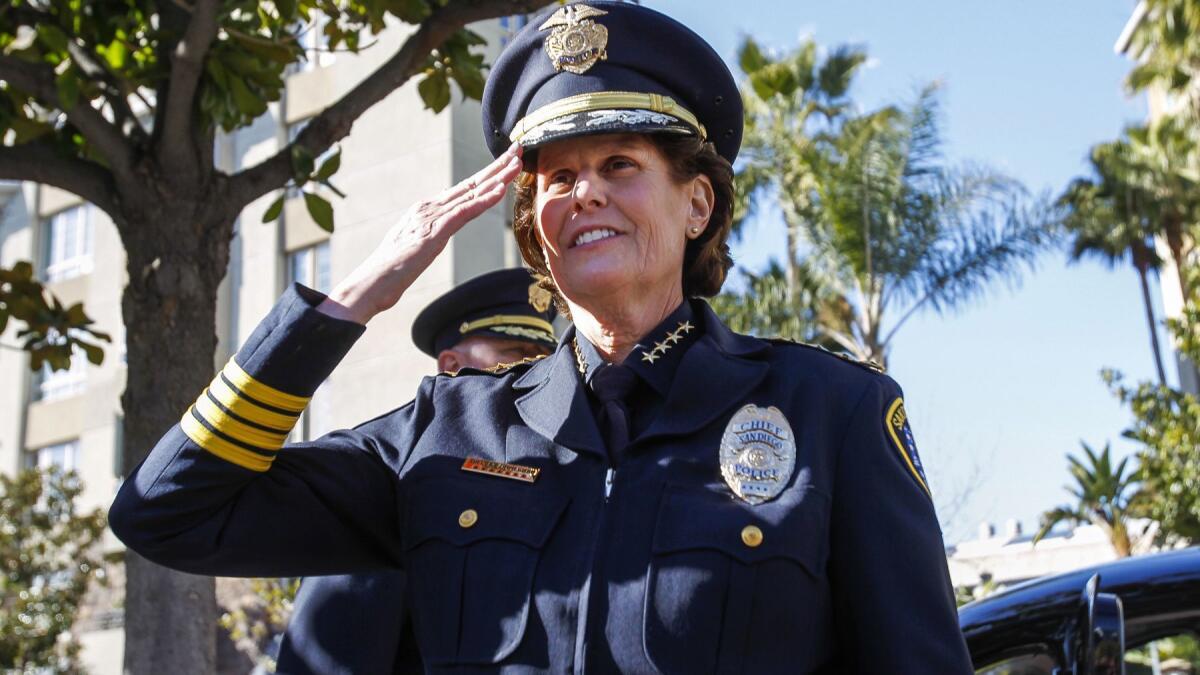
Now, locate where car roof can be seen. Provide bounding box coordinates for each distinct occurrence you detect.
[960,547,1200,667]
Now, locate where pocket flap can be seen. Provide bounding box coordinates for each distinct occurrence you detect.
[403,476,569,550]
[651,485,828,574]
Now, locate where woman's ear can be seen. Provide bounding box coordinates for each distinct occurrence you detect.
[686,174,715,239]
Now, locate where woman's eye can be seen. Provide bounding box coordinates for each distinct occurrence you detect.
[606,157,636,171]
[548,172,573,186]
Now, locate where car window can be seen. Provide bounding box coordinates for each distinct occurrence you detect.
[976,653,1059,675]
[1126,633,1200,674]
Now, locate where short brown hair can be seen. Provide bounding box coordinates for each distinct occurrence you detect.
[511,134,735,315]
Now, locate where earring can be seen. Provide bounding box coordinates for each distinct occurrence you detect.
[688,226,701,237]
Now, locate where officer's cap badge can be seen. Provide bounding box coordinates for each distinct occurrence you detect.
[528,281,553,313]
[539,4,609,74]
[720,404,796,505]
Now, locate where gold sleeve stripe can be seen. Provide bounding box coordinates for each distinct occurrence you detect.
[885,398,931,498]
[222,360,310,413]
[194,395,290,450]
[208,377,298,432]
[181,408,274,472]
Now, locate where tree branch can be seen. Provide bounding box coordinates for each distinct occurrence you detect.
[159,0,220,177]
[0,143,119,217]
[0,56,136,178]
[228,0,553,207]
[62,38,148,144]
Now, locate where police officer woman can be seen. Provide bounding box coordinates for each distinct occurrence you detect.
[111,3,972,672]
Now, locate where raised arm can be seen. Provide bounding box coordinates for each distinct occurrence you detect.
[108,145,523,577]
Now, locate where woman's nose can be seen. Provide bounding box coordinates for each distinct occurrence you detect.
[572,174,606,212]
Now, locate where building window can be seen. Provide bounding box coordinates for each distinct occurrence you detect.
[287,241,331,294]
[25,439,79,472]
[499,15,530,45]
[31,349,87,402]
[43,205,94,282]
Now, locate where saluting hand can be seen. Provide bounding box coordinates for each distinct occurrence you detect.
[317,143,524,324]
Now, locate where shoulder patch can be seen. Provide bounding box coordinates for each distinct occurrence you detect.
[884,397,931,498]
[764,338,885,374]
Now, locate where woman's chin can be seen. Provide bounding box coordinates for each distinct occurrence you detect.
[556,264,639,303]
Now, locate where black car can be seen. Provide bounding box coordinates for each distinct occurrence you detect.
[960,547,1200,674]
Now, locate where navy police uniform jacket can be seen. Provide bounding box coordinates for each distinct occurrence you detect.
[109,284,972,674]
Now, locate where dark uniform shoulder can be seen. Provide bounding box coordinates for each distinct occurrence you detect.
[762,337,886,375]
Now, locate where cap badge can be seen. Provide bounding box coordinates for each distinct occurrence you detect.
[528,282,553,313]
[720,404,796,505]
[538,4,609,75]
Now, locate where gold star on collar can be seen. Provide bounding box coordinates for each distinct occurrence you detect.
[639,321,694,365]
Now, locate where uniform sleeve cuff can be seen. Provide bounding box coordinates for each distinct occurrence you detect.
[176,284,364,471]
[234,283,366,397]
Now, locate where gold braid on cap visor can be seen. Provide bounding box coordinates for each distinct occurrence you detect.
[509,91,707,144]
[460,314,556,342]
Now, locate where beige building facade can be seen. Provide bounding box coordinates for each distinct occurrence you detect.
[0,15,527,674]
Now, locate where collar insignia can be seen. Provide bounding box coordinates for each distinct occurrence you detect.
[539,4,609,74]
[640,320,694,364]
[528,282,553,313]
[720,404,796,505]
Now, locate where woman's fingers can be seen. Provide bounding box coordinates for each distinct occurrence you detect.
[438,143,522,206]
[439,152,518,218]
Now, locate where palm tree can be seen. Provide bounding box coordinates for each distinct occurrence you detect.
[733,36,867,309]
[1033,442,1145,558]
[775,86,1053,368]
[1126,0,1200,121]
[1059,140,1168,385]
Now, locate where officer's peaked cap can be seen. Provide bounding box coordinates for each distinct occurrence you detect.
[482,1,742,164]
[411,267,558,358]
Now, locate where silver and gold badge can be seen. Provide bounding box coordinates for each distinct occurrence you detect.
[720,404,796,505]
[539,4,610,74]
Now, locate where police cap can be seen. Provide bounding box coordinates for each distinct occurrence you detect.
[411,268,558,357]
[482,1,743,164]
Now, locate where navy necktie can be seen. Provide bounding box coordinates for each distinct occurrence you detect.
[590,364,638,464]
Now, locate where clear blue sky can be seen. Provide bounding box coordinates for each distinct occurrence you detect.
[645,0,1156,543]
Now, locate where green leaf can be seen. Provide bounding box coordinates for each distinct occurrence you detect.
[262,195,285,223]
[0,310,8,335]
[64,303,87,325]
[738,38,767,75]
[55,71,80,110]
[303,192,334,232]
[315,148,341,181]
[80,342,104,366]
[290,144,315,184]
[449,54,486,101]
[102,39,128,70]
[388,0,432,23]
[228,76,265,116]
[418,71,451,113]
[36,25,69,53]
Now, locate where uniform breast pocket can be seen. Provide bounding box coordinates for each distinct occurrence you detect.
[643,485,830,675]
[401,476,568,666]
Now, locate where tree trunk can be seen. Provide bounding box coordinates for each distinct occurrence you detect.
[117,195,235,675]
[1135,261,1169,386]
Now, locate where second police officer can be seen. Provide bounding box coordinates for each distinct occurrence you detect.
[111,2,974,672]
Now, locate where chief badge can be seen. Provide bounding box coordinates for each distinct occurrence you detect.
[885,398,931,498]
[720,404,796,505]
[528,282,553,313]
[538,4,609,74]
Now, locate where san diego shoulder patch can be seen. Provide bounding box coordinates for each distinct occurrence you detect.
[884,398,931,498]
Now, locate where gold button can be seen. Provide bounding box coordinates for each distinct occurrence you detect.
[458,509,478,528]
[741,525,764,548]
